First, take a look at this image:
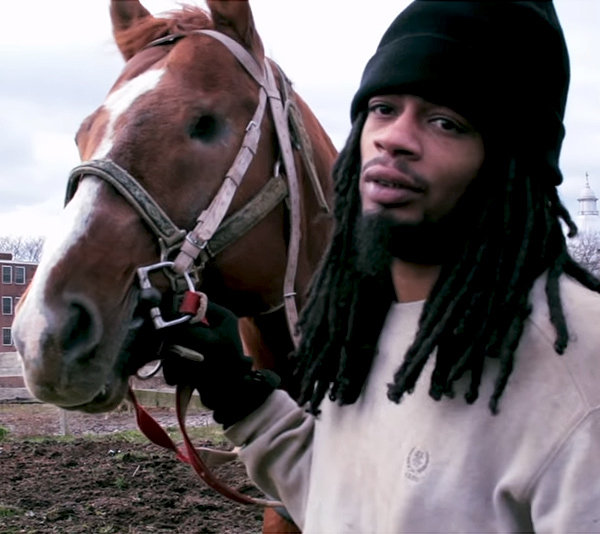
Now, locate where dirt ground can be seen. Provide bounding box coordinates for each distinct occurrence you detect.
[0,400,265,533]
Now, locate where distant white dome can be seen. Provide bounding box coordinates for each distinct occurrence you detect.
[579,183,598,203]
[577,174,600,233]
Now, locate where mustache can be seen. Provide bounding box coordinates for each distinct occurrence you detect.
[361,156,429,192]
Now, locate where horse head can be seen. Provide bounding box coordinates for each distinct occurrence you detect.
[13,0,336,413]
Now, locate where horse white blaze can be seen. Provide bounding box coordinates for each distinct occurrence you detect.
[16,179,103,356]
[14,68,168,402]
[92,68,166,159]
[22,67,168,328]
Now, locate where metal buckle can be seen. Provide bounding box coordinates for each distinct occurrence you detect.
[137,261,196,329]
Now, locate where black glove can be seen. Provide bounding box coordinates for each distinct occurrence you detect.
[161,301,279,428]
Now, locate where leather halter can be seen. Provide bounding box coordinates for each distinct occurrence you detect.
[66,29,330,346]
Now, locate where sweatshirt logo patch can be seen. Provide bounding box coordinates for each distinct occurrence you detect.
[405,447,430,482]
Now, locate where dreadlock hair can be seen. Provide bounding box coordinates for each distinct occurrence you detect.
[294,110,600,416]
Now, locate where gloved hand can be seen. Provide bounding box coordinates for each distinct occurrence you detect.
[161,301,279,428]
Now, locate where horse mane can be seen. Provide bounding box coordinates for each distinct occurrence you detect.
[114,4,214,59]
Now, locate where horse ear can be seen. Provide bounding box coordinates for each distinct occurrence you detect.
[110,0,154,60]
[207,0,265,62]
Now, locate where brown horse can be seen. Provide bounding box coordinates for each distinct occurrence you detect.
[13,0,336,531]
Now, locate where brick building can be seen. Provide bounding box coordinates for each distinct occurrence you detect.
[0,252,37,351]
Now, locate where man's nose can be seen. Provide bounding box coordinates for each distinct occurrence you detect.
[374,112,422,158]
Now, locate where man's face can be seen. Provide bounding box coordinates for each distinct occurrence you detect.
[359,94,485,224]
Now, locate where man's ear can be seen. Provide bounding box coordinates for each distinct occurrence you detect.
[207,0,265,63]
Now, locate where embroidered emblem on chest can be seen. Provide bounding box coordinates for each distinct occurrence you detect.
[405,446,430,482]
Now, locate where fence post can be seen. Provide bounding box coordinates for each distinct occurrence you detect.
[59,408,70,436]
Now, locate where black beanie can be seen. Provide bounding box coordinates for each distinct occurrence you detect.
[350,1,570,184]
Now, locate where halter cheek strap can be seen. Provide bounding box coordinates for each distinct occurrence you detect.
[172,76,269,269]
[171,30,304,347]
[172,29,276,274]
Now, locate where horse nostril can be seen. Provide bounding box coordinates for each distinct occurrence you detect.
[62,297,103,359]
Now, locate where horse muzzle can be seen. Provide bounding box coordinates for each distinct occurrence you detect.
[13,291,133,412]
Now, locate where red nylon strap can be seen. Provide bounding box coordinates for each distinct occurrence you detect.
[179,291,201,316]
[128,386,188,462]
[128,386,279,507]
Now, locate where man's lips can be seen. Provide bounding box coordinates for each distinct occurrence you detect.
[362,164,425,205]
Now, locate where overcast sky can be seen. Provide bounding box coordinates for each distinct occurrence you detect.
[0,0,598,239]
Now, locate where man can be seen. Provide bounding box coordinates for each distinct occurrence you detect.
[163,1,600,532]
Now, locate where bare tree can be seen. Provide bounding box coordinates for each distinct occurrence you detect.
[568,231,600,277]
[0,235,45,263]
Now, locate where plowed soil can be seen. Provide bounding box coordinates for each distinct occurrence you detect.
[0,402,264,533]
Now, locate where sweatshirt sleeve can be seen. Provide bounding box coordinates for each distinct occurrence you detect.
[531,407,600,532]
[225,390,314,528]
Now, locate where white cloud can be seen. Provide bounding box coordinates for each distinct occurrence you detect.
[0,0,598,238]
[0,197,63,239]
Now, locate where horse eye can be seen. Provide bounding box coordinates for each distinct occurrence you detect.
[190,115,218,140]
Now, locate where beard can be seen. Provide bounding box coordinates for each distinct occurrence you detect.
[354,208,471,276]
[354,164,489,276]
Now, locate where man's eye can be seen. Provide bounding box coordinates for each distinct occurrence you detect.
[368,103,395,116]
[432,117,467,133]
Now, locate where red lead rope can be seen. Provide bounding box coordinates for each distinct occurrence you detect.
[128,385,282,508]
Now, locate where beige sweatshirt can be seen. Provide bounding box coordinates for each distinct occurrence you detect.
[226,275,600,533]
